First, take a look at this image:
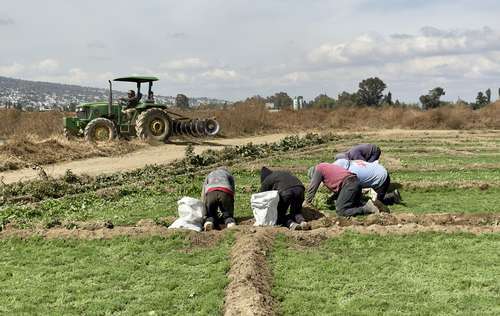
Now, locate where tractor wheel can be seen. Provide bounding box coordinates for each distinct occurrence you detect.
[135,108,172,142]
[84,118,117,142]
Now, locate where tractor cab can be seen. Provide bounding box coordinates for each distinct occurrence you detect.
[112,76,159,108]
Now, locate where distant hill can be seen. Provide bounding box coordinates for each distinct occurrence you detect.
[0,76,229,111]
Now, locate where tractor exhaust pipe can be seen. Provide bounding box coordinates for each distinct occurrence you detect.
[108,80,112,116]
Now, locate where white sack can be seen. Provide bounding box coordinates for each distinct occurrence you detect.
[251,190,279,226]
[169,197,206,232]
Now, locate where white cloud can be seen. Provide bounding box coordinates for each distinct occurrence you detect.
[200,68,239,81]
[308,27,500,66]
[282,72,310,83]
[35,59,60,72]
[0,62,24,76]
[160,57,209,70]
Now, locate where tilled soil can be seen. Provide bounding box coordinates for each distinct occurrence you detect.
[285,224,500,249]
[224,229,277,316]
[1,213,498,240]
[308,212,500,228]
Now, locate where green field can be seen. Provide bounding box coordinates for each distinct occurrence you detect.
[0,130,499,315]
[271,232,500,315]
[0,234,232,315]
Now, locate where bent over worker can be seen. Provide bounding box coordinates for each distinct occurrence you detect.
[202,167,236,231]
[306,163,380,217]
[260,167,310,230]
[334,159,401,205]
[335,143,381,162]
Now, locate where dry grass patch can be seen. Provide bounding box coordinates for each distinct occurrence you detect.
[0,135,143,171]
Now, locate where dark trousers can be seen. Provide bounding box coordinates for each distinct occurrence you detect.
[205,190,235,226]
[335,176,367,217]
[277,186,305,227]
[375,174,397,205]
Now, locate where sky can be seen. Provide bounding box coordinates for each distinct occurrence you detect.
[1,0,500,102]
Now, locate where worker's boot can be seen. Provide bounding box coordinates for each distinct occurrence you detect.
[362,200,380,214]
[294,214,311,230]
[391,189,402,204]
[382,189,402,205]
[288,220,301,231]
[204,220,214,231]
[225,217,237,229]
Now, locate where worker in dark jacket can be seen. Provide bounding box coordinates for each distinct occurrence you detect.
[335,144,381,162]
[202,167,236,231]
[120,90,140,120]
[260,167,310,230]
[306,163,381,217]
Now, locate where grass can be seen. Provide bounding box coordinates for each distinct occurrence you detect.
[0,234,233,315]
[271,232,500,315]
[390,188,500,214]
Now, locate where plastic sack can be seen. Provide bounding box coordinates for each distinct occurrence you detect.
[251,190,279,226]
[169,197,206,232]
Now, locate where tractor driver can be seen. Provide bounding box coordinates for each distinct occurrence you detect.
[120,90,139,119]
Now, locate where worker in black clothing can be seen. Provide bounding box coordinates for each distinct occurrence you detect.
[260,166,310,230]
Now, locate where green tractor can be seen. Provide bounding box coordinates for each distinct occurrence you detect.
[63,76,220,142]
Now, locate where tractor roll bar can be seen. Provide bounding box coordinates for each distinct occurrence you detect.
[108,80,112,116]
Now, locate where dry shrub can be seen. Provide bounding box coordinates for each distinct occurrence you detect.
[4,102,496,141]
[0,135,143,171]
[478,102,500,129]
[189,103,500,136]
[206,103,493,136]
[0,109,64,138]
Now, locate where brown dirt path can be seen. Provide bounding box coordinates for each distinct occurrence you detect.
[0,133,292,184]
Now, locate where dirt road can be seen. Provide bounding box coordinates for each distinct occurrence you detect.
[0,133,292,184]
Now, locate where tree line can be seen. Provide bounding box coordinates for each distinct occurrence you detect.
[239,77,497,110]
[155,78,500,111]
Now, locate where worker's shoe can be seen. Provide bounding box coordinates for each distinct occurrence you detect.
[299,221,311,230]
[363,200,380,214]
[392,189,402,204]
[204,221,214,232]
[226,222,237,229]
[288,221,301,231]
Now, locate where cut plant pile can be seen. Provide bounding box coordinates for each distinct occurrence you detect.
[0,136,142,171]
